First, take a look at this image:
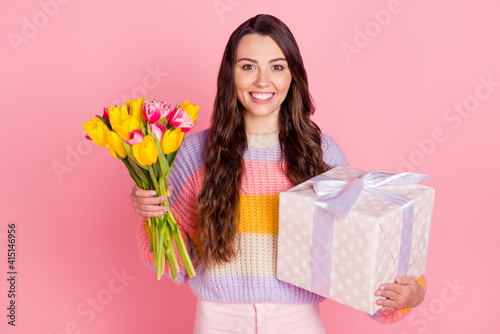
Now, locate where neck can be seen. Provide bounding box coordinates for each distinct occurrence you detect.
[242,109,279,135]
[246,131,280,148]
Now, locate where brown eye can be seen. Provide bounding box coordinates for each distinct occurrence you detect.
[242,64,254,70]
[272,65,284,71]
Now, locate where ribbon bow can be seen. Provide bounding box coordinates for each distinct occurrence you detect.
[308,169,430,298]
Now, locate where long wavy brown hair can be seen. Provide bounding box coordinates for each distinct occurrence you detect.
[196,14,331,268]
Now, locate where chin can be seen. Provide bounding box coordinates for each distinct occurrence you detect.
[247,110,275,117]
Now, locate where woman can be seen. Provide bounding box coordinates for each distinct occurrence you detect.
[130,14,426,333]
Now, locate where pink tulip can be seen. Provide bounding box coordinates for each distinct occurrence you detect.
[167,107,194,132]
[149,123,167,142]
[94,107,109,121]
[143,99,171,123]
[124,129,144,146]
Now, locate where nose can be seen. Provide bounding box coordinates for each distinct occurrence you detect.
[254,69,270,88]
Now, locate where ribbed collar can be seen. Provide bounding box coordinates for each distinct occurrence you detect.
[246,131,280,148]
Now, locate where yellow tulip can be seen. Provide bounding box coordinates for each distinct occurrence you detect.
[181,99,200,123]
[161,127,184,154]
[113,115,141,141]
[105,131,127,159]
[132,135,158,166]
[128,97,146,126]
[108,104,129,130]
[83,117,109,146]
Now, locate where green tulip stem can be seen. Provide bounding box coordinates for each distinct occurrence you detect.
[147,165,159,190]
[158,225,164,280]
[149,217,157,269]
[169,229,180,274]
[156,224,162,280]
[162,225,177,280]
[163,225,179,278]
[146,165,167,279]
[145,164,196,280]
[167,210,196,278]
[160,247,166,278]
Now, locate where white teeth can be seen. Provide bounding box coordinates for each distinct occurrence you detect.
[250,93,274,100]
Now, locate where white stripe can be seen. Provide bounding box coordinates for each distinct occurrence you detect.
[207,233,278,276]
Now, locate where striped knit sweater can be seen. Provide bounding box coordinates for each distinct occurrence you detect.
[137,127,426,323]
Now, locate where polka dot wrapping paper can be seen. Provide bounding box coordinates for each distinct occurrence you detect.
[276,165,434,315]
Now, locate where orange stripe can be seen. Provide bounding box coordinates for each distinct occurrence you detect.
[238,193,280,235]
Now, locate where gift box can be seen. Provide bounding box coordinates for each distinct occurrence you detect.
[276,165,434,315]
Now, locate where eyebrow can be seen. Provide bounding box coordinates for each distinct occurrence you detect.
[236,57,287,63]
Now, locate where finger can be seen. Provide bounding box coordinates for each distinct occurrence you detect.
[395,276,418,285]
[167,185,173,198]
[134,187,158,198]
[136,208,169,218]
[134,202,170,213]
[136,196,168,205]
[379,282,405,294]
[130,185,140,201]
[381,306,396,312]
[375,289,402,303]
[376,297,399,310]
[133,202,170,213]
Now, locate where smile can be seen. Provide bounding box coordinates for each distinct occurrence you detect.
[249,92,275,101]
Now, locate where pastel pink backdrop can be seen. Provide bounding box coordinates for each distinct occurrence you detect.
[1,0,498,333]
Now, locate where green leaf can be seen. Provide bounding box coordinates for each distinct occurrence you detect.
[123,141,148,170]
[166,145,181,167]
[152,134,168,175]
[158,175,166,194]
[140,123,148,136]
[157,117,167,126]
[96,116,112,131]
[147,165,159,190]
[152,161,160,180]
[128,157,152,186]
[122,158,148,189]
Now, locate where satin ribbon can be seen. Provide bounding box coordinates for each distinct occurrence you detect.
[308,169,430,297]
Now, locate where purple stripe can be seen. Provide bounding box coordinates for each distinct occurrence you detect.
[188,268,325,304]
[168,129,208,204]
[310,202,334,297]
[243,133,346,164]
[244,146,283,161]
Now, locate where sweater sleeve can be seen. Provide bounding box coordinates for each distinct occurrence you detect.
[321,133,349,168]
[136,131,205,285]
[368,275,427,323]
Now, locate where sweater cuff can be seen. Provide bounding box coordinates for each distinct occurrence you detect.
[368,275,427,324]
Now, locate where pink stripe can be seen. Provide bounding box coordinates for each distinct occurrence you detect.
[241,160,294,194]
[178,160,294,198]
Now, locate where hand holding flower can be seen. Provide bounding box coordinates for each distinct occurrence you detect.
[84,96,199,281]
[129,184,174,218]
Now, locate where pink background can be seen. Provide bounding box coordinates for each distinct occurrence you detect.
[1,0,498,333]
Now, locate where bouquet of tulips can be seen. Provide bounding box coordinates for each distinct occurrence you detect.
[83,97,199,280]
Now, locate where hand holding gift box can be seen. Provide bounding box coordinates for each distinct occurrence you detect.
[276,165,434,315]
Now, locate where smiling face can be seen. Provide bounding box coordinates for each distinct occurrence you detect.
[234,34,292,133]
